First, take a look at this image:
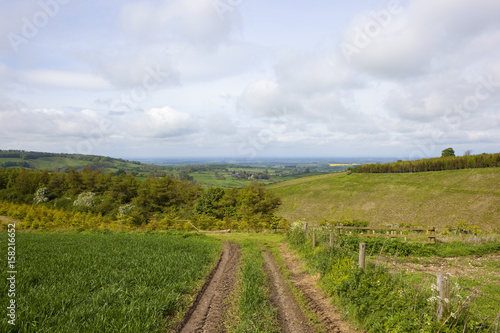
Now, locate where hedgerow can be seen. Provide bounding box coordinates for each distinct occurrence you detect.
[352,152,500,174]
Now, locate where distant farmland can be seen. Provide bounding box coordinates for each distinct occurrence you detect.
[328,163,360,167]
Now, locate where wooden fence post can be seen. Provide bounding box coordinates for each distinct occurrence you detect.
[437,272,450,321]
[312,228,316,248]
[329,231,334,248]
[429,227,436,244]
[304,222,308,238]
[359,243,366,269]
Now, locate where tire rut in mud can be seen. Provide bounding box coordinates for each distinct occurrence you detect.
[279,243,359,333]
[178,241,241,333]
[262,250,315,333]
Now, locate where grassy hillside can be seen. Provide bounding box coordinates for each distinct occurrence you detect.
[0,150,168,176]
[268,168,500,231]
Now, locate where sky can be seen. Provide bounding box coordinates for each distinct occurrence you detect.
[0,0,499,160]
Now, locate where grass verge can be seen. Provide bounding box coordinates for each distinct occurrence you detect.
[287,228,499,332]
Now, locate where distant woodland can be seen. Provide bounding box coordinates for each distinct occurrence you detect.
[0,167,284,231]
[352,153,500,174]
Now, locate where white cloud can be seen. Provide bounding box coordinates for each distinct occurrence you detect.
[19,69,111,90]
[126,106,197,138]
[239,79,280,116]
[178,42,265,83]
[341,0,500,79]
[0,94,25,112]
[238,51,362,121]
[118,0,241,46]
[0,107,105,139]
[81,44,180,89]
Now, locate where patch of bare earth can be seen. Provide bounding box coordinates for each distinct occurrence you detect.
[263,250,315,333]
[279,243,361,333]
[177,241,241,333]
[0,216,18,225]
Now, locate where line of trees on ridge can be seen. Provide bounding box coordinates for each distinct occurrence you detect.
[351,152,500,174]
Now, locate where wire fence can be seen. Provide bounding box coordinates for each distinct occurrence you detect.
[301,225,500,331]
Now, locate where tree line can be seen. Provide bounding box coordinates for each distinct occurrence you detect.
[0,149,165,174]
[351,152,500,174]
[0,167,284,231]
[0,149,125,162]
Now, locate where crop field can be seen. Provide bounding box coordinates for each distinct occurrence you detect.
[0,231,221,333]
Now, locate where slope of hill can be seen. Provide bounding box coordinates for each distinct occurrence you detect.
[268,168,500,231]
[0,150,167,176]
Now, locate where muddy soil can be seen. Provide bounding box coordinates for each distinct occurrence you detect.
[177,240,359,333]
[178,241,241,333]
[279,243,360,333]
[263,250,315,333]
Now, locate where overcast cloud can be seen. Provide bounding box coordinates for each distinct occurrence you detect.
[0,0,499,160]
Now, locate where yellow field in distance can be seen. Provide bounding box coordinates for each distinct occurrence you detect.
[329,163,360,167]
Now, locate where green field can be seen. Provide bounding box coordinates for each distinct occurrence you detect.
[1,231,221,333]
[268,168,500,231]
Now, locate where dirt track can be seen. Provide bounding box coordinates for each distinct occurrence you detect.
[178,241,241,333]
[279,243,359,333]
[177,240,356,332]
[263,250,315,332]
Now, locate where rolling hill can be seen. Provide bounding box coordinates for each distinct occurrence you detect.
[0,150,169,176]
[268,167,500,232]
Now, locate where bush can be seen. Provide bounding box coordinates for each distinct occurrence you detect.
[73,192,96,208]
[33,187,50,205]
[337,219,370,227]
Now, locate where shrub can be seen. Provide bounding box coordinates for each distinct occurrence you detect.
[33,187,50,205]
[73,192,96,208]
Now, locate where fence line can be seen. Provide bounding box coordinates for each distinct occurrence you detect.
[300,225,499,327]
[309,224,437,244]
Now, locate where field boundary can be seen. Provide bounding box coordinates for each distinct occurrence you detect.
[310,224,437,244]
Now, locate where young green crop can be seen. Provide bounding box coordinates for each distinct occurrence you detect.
[0,231,221,333]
